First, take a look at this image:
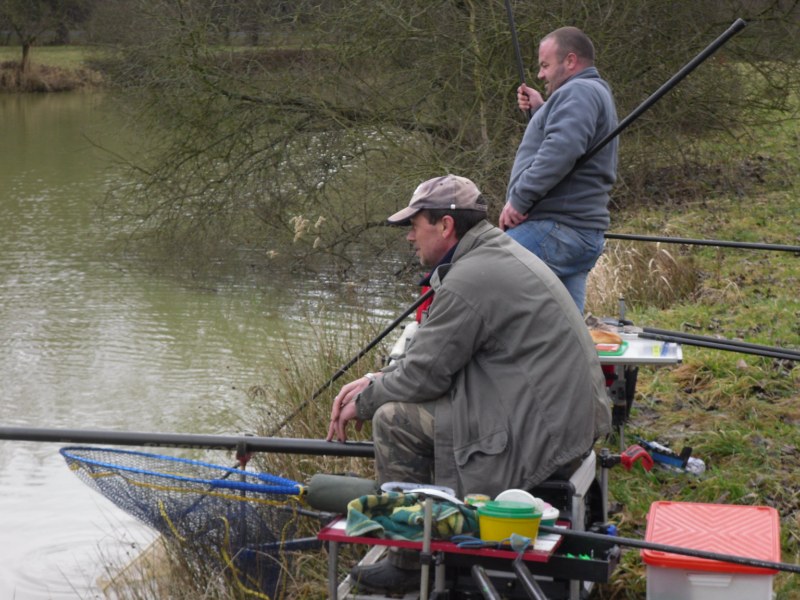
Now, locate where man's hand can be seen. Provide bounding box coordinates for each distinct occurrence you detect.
[517,84,544,113]
[499,202,527,231]
[326,376,370,442]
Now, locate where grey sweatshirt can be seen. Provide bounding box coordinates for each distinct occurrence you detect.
[506,67,618,230]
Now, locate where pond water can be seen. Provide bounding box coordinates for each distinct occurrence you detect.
[0,92,411,598]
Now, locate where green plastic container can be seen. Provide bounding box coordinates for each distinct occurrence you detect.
[477,500,542,541]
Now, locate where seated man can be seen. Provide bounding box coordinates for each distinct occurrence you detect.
[327,174,611,593]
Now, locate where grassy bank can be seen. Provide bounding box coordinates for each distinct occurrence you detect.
[0,45,103,91]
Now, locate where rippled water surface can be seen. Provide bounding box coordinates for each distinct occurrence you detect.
[0,93,409,598]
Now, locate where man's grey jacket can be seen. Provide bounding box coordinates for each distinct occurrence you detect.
[506,66,618,231]
[357,220,611,498]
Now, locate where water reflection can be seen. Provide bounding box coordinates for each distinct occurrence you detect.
[0,92,412,598]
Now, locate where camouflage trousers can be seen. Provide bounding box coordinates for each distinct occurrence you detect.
[372,400,438,570]
[371,400,437,487]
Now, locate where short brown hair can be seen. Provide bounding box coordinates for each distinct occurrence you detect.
[544,27,595,64]
[421,203,487,239]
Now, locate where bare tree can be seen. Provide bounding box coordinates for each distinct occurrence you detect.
[0,0,92,76]
[94,0,800,274]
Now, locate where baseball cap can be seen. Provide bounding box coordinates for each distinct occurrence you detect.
[387,174,487,225]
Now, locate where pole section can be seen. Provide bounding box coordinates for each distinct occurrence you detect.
[0,425,376,457]
[639,332,800,361]
[503,0,531,119]
[538,524,800,574]
[578,18,747,167]
[642,327,800,360]
[605,232,800,254]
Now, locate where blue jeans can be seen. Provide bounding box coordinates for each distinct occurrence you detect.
[505,219,605,314]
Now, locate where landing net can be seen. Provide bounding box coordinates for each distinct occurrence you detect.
[61,446,308,599]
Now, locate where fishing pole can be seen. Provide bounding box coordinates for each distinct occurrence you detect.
[639,332,800,362]
[605,232,800,254]
[538,524,800,574]
[0,425,376,457]
[267,287,434,436]
[521,19,747,202]
[503,0,531,119]
[578,18,747,168]
[642,327,800,360]
[471,565,504,600]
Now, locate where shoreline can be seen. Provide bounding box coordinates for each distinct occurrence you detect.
[0,60,103,92]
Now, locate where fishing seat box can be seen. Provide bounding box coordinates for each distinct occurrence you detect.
[524,450,617,600]
[642,501,780,600]
[529,449,602,532]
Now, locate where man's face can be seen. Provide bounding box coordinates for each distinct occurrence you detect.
[407,213,451,267]
[537,38,569,96]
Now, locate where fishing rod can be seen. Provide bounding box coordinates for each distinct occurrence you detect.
[605,232,800,254]
[268,287,434,435]
[516,19,746,202]
[578,18,747,168]
[0,425,376,458]
[642,327,800,360]
[538,524,800,575]
[503,0,531,120]
[639,331,800,361]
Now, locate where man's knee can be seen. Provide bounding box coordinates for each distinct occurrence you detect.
[372,403,398,444]
[372,402,435,485]
[373,402,434,443]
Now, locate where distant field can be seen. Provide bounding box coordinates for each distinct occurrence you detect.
[0,45,99,69]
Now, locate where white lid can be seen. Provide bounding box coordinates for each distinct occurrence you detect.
[495,489,547,513]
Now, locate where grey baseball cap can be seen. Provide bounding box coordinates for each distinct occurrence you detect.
[387,174,487,225]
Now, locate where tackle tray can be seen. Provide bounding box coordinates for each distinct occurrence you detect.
[596,341,629,356]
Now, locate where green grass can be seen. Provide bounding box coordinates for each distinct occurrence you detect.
[0,45,100,69]
[587,141,799,597]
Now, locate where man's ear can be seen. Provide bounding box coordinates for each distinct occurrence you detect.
[565,51,579,70]
[441,215,457,238]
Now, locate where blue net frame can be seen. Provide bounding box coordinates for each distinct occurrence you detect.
[61,446,308,598]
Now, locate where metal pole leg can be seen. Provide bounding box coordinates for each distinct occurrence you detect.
[513,559,549,600]
[420,496,433,600]
[471,565,502,600]
[327,540,339,600]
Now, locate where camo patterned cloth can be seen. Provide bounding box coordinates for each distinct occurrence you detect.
[371,399,440,485]
[345,491,478,541]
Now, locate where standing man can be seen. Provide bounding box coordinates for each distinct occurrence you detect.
[328,174,611,594]
[500,26,618,314]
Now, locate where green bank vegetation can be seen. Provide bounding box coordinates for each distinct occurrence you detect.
[0,45,93,69]
[0,45,102,91]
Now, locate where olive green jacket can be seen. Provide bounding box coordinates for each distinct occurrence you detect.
[357,221,611,497]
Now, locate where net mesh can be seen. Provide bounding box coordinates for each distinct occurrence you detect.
[61,446,307,599]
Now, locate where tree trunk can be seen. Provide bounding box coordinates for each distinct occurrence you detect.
[20,42,31,75]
